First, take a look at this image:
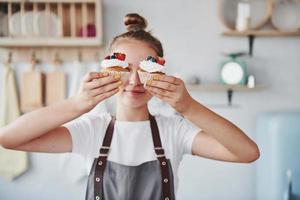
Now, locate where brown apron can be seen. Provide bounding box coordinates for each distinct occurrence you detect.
[85,114,176,200]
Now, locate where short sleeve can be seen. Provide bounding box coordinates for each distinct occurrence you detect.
[175,116,201,155]
[62,114,95,157]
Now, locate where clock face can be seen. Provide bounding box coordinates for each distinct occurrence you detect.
[221,61,244,84]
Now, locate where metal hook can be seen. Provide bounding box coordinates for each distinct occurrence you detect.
[7,52,12,64]
[31,51,37,71]
[78,51,82,62]
[54,52,61,65]
[95,52,100,61]
[31,51,36,62]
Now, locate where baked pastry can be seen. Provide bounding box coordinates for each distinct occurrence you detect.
[138,56,166,84]
[139,55,166,75]
[101,52,129,73]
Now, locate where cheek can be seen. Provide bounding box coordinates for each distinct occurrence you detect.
[120,72,130,86]
[145,90,153,98]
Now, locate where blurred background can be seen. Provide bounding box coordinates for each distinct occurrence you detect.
[0,0,300,200]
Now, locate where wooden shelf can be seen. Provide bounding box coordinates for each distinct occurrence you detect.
[0,37,102,47]
[187,84,266,92]
[3,0,97,2]
[187,84,266,106]
[223,30,300,37]
[222,30,300,56]
[0,0,103,47]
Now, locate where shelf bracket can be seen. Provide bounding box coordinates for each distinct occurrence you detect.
[248,35,255,57]
[227,89,233,106]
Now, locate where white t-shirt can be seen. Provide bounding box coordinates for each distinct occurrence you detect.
[63,113,201,193]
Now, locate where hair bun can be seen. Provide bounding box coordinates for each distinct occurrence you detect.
[124,13,147,32]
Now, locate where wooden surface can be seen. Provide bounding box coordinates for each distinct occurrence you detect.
[0,38,102,47]
[219,0,300,36]
[223,30,300,37]
[46,71,66,106]
[218,0,273,31]
[2,47,105,63]
[20,71,45,113]
[0,0,102,47]
[186,84,266,92]
[2,0,97,3]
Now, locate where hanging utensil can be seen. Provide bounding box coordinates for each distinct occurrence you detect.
[45,52,66,106]
[20,52,44,113]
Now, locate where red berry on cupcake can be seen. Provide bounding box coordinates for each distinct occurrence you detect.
[114,52,126,61]
[157,57,165,65]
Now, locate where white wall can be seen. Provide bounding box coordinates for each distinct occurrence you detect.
[1,0,300,200]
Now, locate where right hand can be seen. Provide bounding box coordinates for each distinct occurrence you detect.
[72,72,121,114]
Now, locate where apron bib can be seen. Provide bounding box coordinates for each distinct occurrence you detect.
[85,114,176,200]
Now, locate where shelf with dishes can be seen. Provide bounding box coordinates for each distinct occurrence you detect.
[0,0,102,47]
[218,0,300,56]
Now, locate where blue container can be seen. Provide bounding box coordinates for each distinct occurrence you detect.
[256,111,300,200]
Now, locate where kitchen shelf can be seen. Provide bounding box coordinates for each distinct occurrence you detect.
[0,0,103,47]
[223,30,300,37]
[187,84,266,106]
[219,0,300,56]
[0,37,102,47]
[222,30,300,56]
[187,84,266,92]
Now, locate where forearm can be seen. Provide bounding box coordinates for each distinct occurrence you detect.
[181,98,259,160]
[0,97,82,148]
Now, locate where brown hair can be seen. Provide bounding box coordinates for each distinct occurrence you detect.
[109,13,164,57]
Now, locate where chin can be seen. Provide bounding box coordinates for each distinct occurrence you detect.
[118,91,152,108]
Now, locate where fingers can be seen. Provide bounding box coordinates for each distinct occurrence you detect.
[146,85,172,98]
[151,74,182,85]
[94,87,120,102]
[83,72,102,82]
[147,88,172,102]
[144,74,185,99]
[85,74,120,89]
[89,81,122,97]
[146,79,177,92]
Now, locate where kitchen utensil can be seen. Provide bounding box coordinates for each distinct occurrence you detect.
[20,53,45,112]
[46,53,66,105]
[219,0,272,30]
[271,0,300,32]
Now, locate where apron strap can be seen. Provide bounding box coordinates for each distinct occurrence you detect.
[149,114,172,200]
[94,115,116,200]
[94,114,172,200]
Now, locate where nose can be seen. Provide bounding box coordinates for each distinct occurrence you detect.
[128,69,142,86]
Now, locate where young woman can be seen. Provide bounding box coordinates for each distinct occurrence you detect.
[0,13,259,200]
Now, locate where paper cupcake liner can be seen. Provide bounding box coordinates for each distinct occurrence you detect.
[137,71,153,85]
[101,70,157,86]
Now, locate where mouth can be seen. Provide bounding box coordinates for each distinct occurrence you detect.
[124,89,146,96]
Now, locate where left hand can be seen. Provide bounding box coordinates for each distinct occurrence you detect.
[145,74,194,114]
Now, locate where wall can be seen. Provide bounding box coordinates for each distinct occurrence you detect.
[0,0,300,200]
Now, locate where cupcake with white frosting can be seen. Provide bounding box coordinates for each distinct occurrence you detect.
[101,52,129,73]
[138,55,166,84]
[139,55,166,75]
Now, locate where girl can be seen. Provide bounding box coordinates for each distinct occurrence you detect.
[0,13,259,200]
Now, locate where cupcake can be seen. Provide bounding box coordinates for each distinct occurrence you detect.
[101,52,129,73]
[138,55,166,84]
[100,52,130,85]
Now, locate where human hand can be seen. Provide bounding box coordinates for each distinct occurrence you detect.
[145,74,194,114]
[72,72,121,114]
